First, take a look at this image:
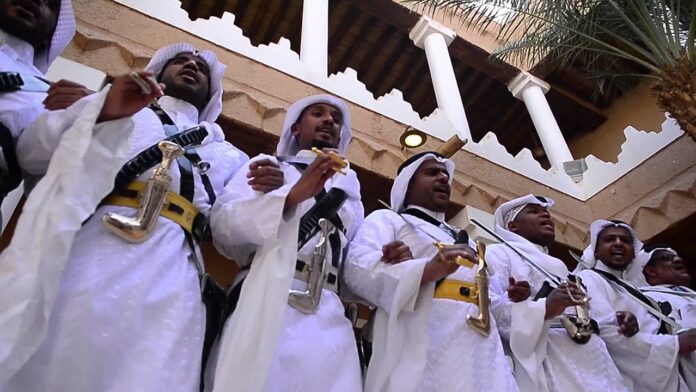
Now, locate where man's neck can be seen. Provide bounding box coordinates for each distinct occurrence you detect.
[157,95,200,122]
[404,204,446,223]
[595,260,629,280]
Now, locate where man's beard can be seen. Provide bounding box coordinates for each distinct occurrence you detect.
[312,138,336,150]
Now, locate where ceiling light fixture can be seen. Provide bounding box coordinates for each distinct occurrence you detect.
[399,126,427,148]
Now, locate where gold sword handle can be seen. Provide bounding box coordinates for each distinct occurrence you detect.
[466,240,491,336]
[152,141,185,179]
[433,241,476,269]
[311,147,348,174]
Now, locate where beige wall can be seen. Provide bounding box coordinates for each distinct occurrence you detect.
[569,81,666,162]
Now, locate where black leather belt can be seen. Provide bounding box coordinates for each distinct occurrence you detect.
[0,72,50,93]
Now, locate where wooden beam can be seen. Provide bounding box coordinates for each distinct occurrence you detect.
[357,24,397,80]
[259,0,290,45]
[372,38,411,96]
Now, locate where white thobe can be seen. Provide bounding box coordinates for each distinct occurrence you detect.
[0,30,48,223]
[210,153,364,392]
[643,284,696,390]
[486,244,627,392]
[578,262,686,392]
[0,30,46,166]
[3,96,248,392]
[344,208,518,392]
[643,285,696,329]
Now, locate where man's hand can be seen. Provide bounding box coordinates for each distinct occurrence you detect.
[247,158,284,193]
[507,277,531,303]
[43,79,93,110]
[284,151,337,211]
[616,311,639,337]
[98,71,163,122]
[678,329,696,354]
[544,282,586,320]
[421,244,475,285]
[381,241,413,264]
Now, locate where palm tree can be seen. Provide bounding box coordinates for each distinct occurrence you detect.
[404,0,696,140]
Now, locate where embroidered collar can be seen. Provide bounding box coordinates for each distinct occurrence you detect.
[0,29,36,67]
[404,204,445,223]
[595,260,629,281]
[157,95,200,124]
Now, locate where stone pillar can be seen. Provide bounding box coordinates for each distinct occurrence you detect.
[410,16,472,141]
[508,71,573,167]
[300,0,329,77]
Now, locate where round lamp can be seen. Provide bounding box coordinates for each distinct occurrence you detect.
[399,127,427,148]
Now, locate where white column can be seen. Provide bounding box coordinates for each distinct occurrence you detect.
[300,0,329,77]
[410,16,472,141]
[508,71,573,167]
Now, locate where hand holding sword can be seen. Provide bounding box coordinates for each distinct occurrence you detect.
[311,147,347,174]
[421,243,475,285]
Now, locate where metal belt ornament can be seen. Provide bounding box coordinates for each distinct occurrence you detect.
[102,141,184,242]
[432,240,491,337]
[288,218,335,314]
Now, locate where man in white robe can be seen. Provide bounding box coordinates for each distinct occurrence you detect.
[344,151,519,392]
[3,43,248,391]
[576,220,696,392]
[210,94,364,392]
[641,245,696,389]
[486,194,628,392]
[0,0,76,221]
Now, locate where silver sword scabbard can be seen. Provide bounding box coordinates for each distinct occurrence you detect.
[558,275,595,344]
[288,218,335,314]
[466,241,491,336]
[102,141,184,242]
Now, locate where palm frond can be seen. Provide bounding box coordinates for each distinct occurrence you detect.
[403,0,693,84]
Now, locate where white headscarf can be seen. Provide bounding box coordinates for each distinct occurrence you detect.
[34,0,75,73]
[276,94,352,156]
[493,194,555,243]
[389,152,454,213]
[144,43,226,123]
[576,219,645,285]
[492,194,570,280]
[640,245,678,272]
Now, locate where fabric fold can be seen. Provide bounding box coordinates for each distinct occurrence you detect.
[0,87,134,383]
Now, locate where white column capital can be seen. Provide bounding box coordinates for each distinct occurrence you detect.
[409,16,456,49]
[508,71,550,100]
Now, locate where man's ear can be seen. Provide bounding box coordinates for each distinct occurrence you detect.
[644,265,658,280]
[290,122,300,137]
[507,221,518,233]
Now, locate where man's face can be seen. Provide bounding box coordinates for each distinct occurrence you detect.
[158,52,211,112]
[0,0,60,50]
[290,103,342,151]
[645,252,691,286]
[595,226,635,271]
[507,204,555,247]
[404,159,450,213]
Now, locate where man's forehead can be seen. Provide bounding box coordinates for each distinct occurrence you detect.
[520,203,547,212]
[171,52,208,65]
[598,225,632,239]
[417,158,447,171]
[305,102,341,113]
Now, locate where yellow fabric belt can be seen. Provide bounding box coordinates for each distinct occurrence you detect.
[102,181,199,235]
[434,279,479,304]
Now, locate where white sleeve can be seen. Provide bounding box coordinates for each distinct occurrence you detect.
[487,245,514,340]
[343,210,431,313]
[17,93,129,176]
[209,154,295,261]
